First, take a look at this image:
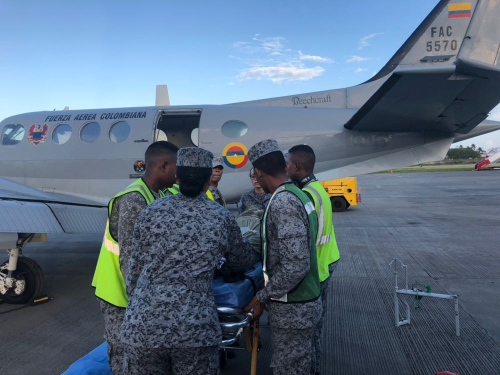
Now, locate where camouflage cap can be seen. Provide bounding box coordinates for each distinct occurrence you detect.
[248,139,281,164]
[212,156,224,168]
[177,147,213,168]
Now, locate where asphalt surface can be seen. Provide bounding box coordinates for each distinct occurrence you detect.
[0,171,499,375]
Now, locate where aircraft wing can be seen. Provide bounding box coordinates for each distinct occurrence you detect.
[0,178,107,235]
[344,58,500,135]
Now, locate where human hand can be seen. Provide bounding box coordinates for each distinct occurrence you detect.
[245,296,264,319]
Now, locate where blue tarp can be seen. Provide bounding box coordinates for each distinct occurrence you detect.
[62,342,111,375]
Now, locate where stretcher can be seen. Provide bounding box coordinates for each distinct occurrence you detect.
[63,263,264,375]
[215,262,263,373]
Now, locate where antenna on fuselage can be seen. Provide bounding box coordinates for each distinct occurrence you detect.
[156,85,170,107]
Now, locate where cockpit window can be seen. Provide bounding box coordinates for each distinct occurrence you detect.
[221,120,248,138]
[80,122,101,144]
[1,124,25,145]
[52,124,72,145]
[109,121,131,143]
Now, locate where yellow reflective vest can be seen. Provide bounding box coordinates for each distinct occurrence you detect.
[91,179,167,307]
[162,183,180,196]
[206,189,214,200]
[303,180,340,282]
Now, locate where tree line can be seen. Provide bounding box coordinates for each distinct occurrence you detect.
[446,144,484,160]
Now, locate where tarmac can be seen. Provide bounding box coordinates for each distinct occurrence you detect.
[0,171,499,375]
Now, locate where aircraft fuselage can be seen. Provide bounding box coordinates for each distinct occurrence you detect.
[0,104,457,203]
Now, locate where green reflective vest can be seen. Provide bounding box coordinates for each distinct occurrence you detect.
[303,180,340,282]
[91,179,166,307]
[262,183,320,303]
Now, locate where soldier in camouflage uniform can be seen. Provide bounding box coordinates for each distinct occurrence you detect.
[208,157,226,206]
[238,167,271,214]
[287,144,341,375]
[120,147,259,375]
[93,141,179,374]
[245,139,322,375]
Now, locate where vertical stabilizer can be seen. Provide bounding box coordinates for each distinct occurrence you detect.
[458,0,500,66]
[369,0,480,82]
[156,85,170,107]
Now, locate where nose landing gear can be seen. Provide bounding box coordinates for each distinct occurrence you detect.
[0,234,46,304]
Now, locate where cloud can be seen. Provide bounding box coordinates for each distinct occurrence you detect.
[230,35,332,84]
[233,35,289,54]
[238,65,325,84]
[227,82,235,86]
[253,35,286,51]
[346,55,372,63]
[232,41,247,48]
[354,68,368,73]
[298,51,333,63]
[358,33,383,50]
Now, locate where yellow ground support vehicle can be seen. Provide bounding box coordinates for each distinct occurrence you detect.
[320,177,361,212]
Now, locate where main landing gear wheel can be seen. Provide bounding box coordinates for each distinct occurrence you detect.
[331,197,348,212]
[0,257,44,304]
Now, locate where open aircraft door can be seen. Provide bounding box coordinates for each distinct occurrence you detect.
[154,109,201,148]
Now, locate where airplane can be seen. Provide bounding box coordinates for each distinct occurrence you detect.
[1,0,500,304]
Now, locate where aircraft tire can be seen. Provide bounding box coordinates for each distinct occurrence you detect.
[20,257,45,300]
[0,257,44,304]
[331,197,348,212]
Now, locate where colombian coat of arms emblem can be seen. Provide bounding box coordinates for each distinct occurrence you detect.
[28,124,49,145]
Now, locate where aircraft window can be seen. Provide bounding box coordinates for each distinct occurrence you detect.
[80,122,101,144]
[191,128,199,146]
[2,124,25,145]
[109,121,131,143]
[155,129,168,141]
[52,124,72,145]
[222,120,248,138]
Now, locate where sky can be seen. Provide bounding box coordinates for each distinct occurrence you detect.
[1,0,499,151]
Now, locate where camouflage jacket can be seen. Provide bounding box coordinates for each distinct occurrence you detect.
[238,189,271,214]
[256,189,322,329]
[120,193,259,348]
[208,186,225,207]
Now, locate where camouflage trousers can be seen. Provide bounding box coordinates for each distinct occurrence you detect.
[270,326,315,375]
[98,299,126,375]
[312,262,337,375]
[123,345,219,375]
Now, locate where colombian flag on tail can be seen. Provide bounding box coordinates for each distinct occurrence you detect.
[448,3,472,18]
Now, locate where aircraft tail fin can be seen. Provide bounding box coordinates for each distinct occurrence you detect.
[458,0,500,67]
[346,0,500,134]
[156,85,170,107]
[369,0,483,82]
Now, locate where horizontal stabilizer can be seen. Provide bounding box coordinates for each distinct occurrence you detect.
[453,119,500,142]
[345,58,500,134]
